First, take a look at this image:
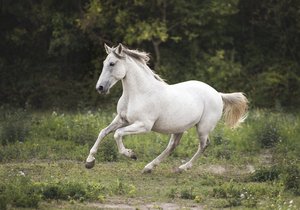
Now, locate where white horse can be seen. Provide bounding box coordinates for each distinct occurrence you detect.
[85,43,248,173]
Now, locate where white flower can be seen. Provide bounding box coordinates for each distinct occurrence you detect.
[18,171,25,176]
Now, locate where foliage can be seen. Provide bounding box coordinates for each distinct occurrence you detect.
[282,165,300,195]
[180,187,196,200]
[0,109,299,209]
[250,166,280,182]
[0,176,40,208]
[42,181,87,201]
[99,137,119,162]
[0,109,30,145]
[1,1,300,109]
[255,119,282,149]
[0,175,137,209]
[212,180,280,208]
[30,111,102,145]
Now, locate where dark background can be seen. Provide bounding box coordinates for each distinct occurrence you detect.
[1,0,300,110]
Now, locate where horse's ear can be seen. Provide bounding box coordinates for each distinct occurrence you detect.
[115,43,124,56]
[104,43,112,54]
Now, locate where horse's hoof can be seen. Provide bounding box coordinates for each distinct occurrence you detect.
[142,168,152,174]
[130,153,137,160]
[85,159,95,169]
[173,167,183,174]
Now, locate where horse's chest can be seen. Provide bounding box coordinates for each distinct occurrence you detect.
[118,101,134,123]
[118,101,147,123]
[119,106,139,123]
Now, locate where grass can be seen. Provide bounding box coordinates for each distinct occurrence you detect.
[0,108,299,209]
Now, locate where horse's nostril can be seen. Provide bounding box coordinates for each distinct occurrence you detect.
[98,86,104,91]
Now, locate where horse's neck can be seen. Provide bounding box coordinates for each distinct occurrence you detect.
[121,62,162,97]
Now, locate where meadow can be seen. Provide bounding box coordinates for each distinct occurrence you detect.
[0,108,299,209]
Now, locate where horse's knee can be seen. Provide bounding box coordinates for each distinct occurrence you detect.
[113,130,122,140]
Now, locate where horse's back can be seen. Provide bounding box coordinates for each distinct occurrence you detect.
[152,80,223,133]
[171,80,222,109]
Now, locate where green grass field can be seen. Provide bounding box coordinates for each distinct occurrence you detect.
[0,108,299,209]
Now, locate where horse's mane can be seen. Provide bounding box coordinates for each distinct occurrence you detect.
[121,46,166,83]
[123,47,150,64]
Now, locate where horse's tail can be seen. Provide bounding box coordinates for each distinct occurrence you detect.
[220,92,248,128]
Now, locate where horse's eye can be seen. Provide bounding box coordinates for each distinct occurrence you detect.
[109,62,115,67]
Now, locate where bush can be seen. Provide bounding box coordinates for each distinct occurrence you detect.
[212,181,280,208]
[3,176,40,208]
[250,166,280,182]
[42,185,63,200]
[249,112,282,149]
[282,165,300,195]
[0,109,30,145]
[98,138,119,162]
[0,184,7,210]
[30,111,111,145]
[42,181,87,201]
[180,187,195,200]
[258,123,282,148]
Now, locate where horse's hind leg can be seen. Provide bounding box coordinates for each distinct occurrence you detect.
[177,122,212,172]
[177,134,209,172]
[142,133,183,173]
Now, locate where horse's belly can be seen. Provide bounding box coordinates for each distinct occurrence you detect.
[151,105,203,134]
[151,121,197,133]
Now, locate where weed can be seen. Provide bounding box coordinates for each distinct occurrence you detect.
[215,147,231,160]
[113,178,137,196]
[167,188,177,199]
[61,182,87,200]
[250,112,283,149]
[30,112,101,145]
[0,109,299,209]
[0,184,7,210]
[180,187,195,200]
[250,163,299,196]
[250,165,280,182]
[282,165,300,195]
[0,109,30,145]
[98,137,118,162]
[213,133,228,146]
[97,194,106,203]
[212,180,282,208]
[194,195,203,203]
[259,123,282,148]
[2,176,40,208]
[42,184,63,200]
[42,181,87,201]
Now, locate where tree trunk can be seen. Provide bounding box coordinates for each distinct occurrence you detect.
[152,40,161,70]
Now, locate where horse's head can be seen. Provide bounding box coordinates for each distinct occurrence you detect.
[96,43,126,94]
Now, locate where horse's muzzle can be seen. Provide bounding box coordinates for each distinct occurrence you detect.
[96,84,109,94]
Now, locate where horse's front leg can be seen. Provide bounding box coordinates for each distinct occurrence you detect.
[113,121,151,160]
[85,115,125,169]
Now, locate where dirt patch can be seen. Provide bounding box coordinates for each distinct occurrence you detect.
[206,165,226,174]
[205,164,255,175]
[259,149,273,165]
[88,202,203,210]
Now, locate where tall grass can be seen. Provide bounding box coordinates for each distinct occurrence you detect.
[0,108,30,145]
[0,108,299,209]
[0,108,299,163]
